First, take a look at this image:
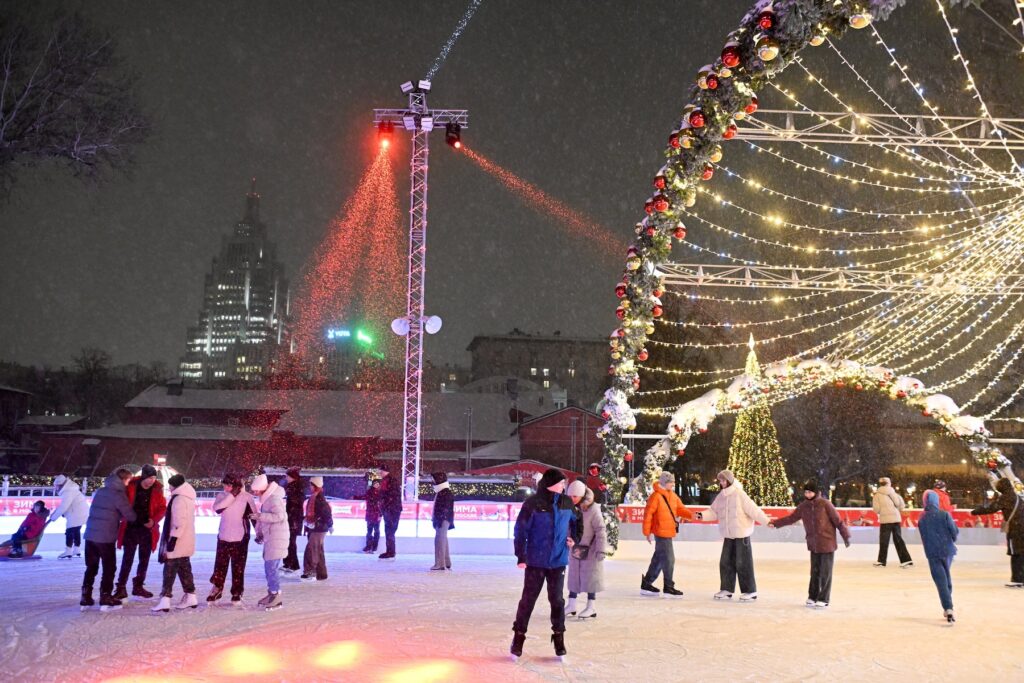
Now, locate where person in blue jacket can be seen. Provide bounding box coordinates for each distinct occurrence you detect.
[510,468,580,659]
[918,490,959,624]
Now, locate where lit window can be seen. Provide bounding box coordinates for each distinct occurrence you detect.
[449,373,456,381]
[530,367,537,376]
[543,380,550,389]
[543,368,550,377]
[568,368,576,378]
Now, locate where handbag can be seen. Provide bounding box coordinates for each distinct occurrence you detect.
[571,544,590,561]
[660,493,680,534]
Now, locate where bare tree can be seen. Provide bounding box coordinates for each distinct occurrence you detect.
[0,13,148,193]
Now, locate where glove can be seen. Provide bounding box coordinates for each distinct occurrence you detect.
[255,533,264,545]
[167,537,177,552]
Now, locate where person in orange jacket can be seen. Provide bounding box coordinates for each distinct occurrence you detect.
[115,464,167,600]
[641,471,695,597]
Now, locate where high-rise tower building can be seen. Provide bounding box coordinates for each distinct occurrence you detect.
[179,180,290,384]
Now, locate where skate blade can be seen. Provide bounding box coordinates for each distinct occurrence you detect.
[577,614,596,620]
[79,606,92,612]
[264,605,283,611]
[99,606,122,612]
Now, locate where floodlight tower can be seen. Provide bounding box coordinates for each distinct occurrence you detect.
[375,80,468,501]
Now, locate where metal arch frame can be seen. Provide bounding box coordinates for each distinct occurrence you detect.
[658,262,1024,295]
[373,90,468,501]
[736,109,1024,151]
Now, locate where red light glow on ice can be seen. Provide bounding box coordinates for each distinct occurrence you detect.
[461,146,624,258]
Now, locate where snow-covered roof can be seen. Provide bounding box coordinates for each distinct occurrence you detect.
[126,385,298,411]
[468,434,521,459]
[18,415,85,427]
[57,424,270,442]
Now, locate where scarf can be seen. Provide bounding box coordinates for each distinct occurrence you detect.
[305,490,321,523]
[432,482,450,493]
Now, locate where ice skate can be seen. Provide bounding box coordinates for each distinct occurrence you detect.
[73,547,81,558]
[640,575,660,596]
[944,609,955,624]
[577,601,597,619]
[300,574,316,582]
[663,586,684,598]
[713,590,733,600]
[58,547,74,559]
[551,631,567,661]
[257,591,274,608]
[378,551,396,561]
[207,586,223,603]
[805,599,817,607]
[263,591,283,611]
[1005,582,1024,588]
[79,590,94,611]
[99,594,122,612]
[564,597,577,616]
[111,585,128,602]
[151,596,171,613]
[873,562,885,567]
[813,601,829,609]
[133,585,154,600]
[176,593,198,610]
[900,561,914,568]
[739,592,758,602]
[510,630,526,660]
[230,594,243,606]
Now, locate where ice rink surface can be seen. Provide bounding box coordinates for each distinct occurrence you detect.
[1,540,1022,682]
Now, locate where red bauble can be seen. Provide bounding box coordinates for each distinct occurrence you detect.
[701,165,714,181]
[922,410,932,417]
[987,459,998,469]
[653,195,669,212]
[644,199,654,215]
[757,10,775,30]
[834,381,845,388]
[601,410,610,419]
[615,283,627,298]
[761,387,770,394]
[616,328,626,337]
[721,42,741,68]
[699,427,708,434]
[673,226,687,240]
[896,390,907,398]
[706,73,719,90]
[633,378,641,389]
[688,109,706,128]
[854,383,864,391]
[654,174,666,189]
[723,124,738,140]
[653,287,664,297]
[645,226,656,237]
[676,448,686,456]
[652,305,663,317]
[745,95,759,115]
[624,451,634,462]
[608,365,616,376]
[731,402,742,409]
[637,349,649,361]
[615,306,625,319]
[669,131,681,148]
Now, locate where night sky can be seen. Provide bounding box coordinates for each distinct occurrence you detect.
[1,0,761,371]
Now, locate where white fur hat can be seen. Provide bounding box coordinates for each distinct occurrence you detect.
[53,475,67,487]
[566,479,587,498]
[251,473,269,492]
[310,476,324,488]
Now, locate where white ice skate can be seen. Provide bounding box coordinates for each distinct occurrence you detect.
[176,593,198,610]
[805,599,816,607]
[813,601,829,609]
[263,591,283,611]
[564,598,577,616]
[713,590,733,600]
[577,602,597,619]
[58,547,74,559]
[73,547,81,557]
[739,592,758,602]
[151,597,171,613]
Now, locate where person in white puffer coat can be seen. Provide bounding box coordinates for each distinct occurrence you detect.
[49,475,89,559]
[251,473,289,610]
[698,470,770,602]
[153,474,197,613]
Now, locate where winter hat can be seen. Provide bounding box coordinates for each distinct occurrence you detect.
[309,476,324,488]
[566,479,587,498]
[803,480,819,494]
[53,474,67,487]
[582,487,595,507]
[658,471,675,488]
[933,479,948,490]
[168,473,185,489]
[431,471,448,485]
[140,464,158,480]
[251,473,269,492]
[588,462,602,472]
[878,477,891,487]
[717,469,736,486]
[537,468,567,491]
[286,466,301,480]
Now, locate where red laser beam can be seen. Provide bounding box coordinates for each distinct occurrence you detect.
[460,146,625,258]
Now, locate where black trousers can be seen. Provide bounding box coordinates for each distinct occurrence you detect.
[10,529,31,552]
[161,557,196,597]
[1010,543,1024,583]
[808,552,835,603]
[513,566,566,634]
[65,526,82,547]
[82,540,117,596]
[383,513,401,555]
[365,520,380,550]
[878,522,912,565]
[720,537,757,594]
[117,525,153,588]
[284,521,301,570]
[210,539,248,597]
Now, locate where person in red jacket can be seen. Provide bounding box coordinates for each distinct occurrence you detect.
[922,480,955,513]
[585,463,609,505]
[115,464,167,600]
[8,501,48,557]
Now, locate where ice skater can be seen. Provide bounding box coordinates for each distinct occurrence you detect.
[81,469,136,611]
[970,476,1024,588]
[769,480,850,609]
[565,480,606,619]
[922,479,954,512]
[584,463,608,505]
[49,475,88,559]
[430,471,454,571]
[378,464,403,560]
[640,471,694,597]
[251,473,289,610]
[697,469,770,602]
[510,468,579,660]
[872,477,913,568]
[115,464,166,601]
[301,476,332,582]
[153,474,197,612]
[208,473,258,604]
[918,490,959,623]
[362,476,382,554]
[282,466,305,574]
[5,500,48,558]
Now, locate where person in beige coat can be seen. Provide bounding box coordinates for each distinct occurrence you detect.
[698,470,770,602]
[565,482,606,619]
[153,474,198,612]
[872,477,913,567]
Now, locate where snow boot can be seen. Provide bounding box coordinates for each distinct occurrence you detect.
[58,546,74,559]
[578,601,596,619]
[713,590,733,600]
[151,596,171,613]
[207,586,223,603]
[640,575,660,596]
[133,585,154,600]
[112,585,128,602]
[663,586,684,598]
[80,589,94,611]
[551,631,567,659]
[564,597,577,616]
[176,593,198,610]
[944,609,955,624]
[510,630,526,659]
[264,591,283,611]
[99,593,122,612]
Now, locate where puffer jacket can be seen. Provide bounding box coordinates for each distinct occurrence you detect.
[84,475,136,544]
[919,491,958,560]
[161,483,197,560]
[380,475,403,517]
[514,490,579,568]
[772,494,850,553]
[256,481,290,560]
[701,481,769,539]
[972,477,1024,555]
[213,490,258,543]
[642,483,695,539]
[567,501,607,594]
[17,509,47,539]
[49,479,89,528]
[304,491,334,534]
[872,485,906,524]
[118,478,167,550]
[364,484,382,523]
[285,478,306,533]
[432,484,455,531]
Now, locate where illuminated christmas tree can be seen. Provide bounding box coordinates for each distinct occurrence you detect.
[726,335,791,505]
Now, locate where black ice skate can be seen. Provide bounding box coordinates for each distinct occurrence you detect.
[207,586,223,603]
[551,631,567,660]
[99,594,122,612]
[510,630,526,660]
[133,585,154,600]
[80,590,95,611]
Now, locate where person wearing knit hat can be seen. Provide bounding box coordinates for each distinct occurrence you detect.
[641,470,695,598]
[430,472,455,571]
[114,462,167,601]
[697,470,770,602]
[282,467,306,574]
[50,474,88,560]
[510,467,580,660]
[566,479,587,500]
[770,480,851,608]
[300,475,332,583]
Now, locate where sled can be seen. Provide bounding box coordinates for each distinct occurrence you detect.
[0,536,43,560]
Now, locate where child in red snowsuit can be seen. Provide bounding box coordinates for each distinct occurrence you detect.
[9,501,48,557]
